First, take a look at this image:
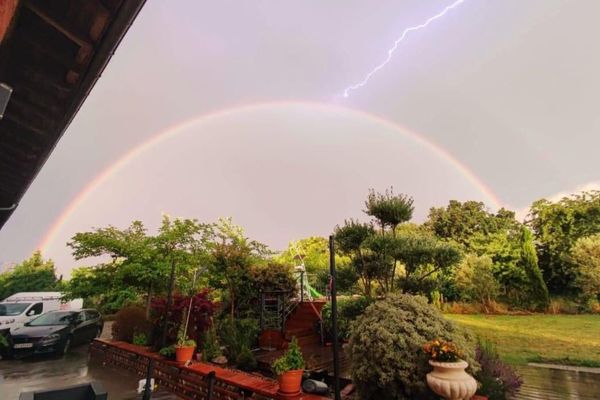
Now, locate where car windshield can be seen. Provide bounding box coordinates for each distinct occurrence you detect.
[28,312,76,326]
[0,303,31,316]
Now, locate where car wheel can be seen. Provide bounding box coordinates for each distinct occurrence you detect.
[95,327,102,339]
[61,336,72,355]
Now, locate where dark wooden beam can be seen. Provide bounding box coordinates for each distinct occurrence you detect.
[24,1,93,51]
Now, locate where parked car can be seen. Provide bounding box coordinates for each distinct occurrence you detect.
[10,309,103,357]
[0,292,84,333]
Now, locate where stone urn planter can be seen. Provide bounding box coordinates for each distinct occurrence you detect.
[426,360,477,400]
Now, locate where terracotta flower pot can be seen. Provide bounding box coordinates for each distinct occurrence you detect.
[277,369,303,397]
[426,360,477,400]
[175,345,195,363]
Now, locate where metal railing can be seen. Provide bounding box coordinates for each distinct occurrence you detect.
[259,290,297,333]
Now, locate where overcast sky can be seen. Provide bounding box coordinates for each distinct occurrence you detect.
[2,0,600,276]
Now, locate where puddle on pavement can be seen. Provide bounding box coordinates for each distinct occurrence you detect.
[0,345,177,400]
[515,365,599,400]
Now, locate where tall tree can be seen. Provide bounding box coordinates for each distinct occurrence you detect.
[425,201,525,298]
[335,220,377,297]
[0,251,60,299]
[207,218,269,319]
[528,191,600,294]
[568,234,600,304]
[519,227,550,310]
[364,187,414,291]
[68,216,211,315]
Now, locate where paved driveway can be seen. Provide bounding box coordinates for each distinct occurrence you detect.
[0,322,177,400]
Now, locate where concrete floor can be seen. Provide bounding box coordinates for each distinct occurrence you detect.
[0,322,178,400]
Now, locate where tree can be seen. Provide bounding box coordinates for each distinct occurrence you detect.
[335,220,377,297]
[0,251,60,299]
[426,201,526,300]
[426,201,518,249]
[519,227,549,310]
[364,188,414,234]
[364,188,414,291]
[67,216,211,315]
[569,234,600,303]
[207,218,270,319]
[454,255,500,308]
[393,231,462,294]
[65,264,138,313]
[528,191,600,294]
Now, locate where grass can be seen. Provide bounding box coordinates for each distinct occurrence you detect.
[446,314,600,367]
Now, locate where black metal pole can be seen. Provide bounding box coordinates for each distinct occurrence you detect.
[160,256,177,349]
[329,235,341,400]
[206,371,216,400]
[142,358,154,400]
[259,291,264,332]
[300,270,304,303]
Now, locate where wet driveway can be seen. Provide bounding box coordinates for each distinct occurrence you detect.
[0,325,177,400]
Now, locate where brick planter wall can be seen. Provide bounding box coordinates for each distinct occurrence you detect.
[90,339,328,400]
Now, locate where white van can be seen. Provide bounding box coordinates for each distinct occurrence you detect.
[0,292,83,333]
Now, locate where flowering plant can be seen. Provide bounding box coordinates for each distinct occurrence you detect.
[423,339,462,362]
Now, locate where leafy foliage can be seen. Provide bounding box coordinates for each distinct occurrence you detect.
[348,294,477,400]
[569,233,600,304]
[475,339,523,400]
[207,218,271,318]
[66,216,212,314]
[159,345,176,359]
[0,251,61,300]
[133,333,149,346]
[426,201,526,299]
[519,227,550,309]
[528,191,600,294]
[364,187,414,232]
[272,337,305,375]
[217,317,259,370]
[66,264,140,314]
[335,220,377,296]
[321,296,373,340]
[150,290,215,347]
[201,327,222,361]
[454,255,500,307]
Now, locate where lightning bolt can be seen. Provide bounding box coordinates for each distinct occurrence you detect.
[342,0,466,98]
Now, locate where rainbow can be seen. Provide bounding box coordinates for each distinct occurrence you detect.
[39,101,502,253]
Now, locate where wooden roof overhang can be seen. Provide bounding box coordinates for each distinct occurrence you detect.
[0,0,146,229]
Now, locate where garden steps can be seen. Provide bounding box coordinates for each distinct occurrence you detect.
[282,301,323,349]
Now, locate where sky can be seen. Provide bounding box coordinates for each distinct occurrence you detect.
[2,0,600,276]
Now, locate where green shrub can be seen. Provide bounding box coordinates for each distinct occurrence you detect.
[132,333,148,346]
[272,337,305,375]
[349,294,478,400]
[322,296,373,340]
[217,317,259,365]
[112,305,152,343]
[202,328,222,362]
[475,339,522,400]
[236,345,258,371]
[159,345,176,359]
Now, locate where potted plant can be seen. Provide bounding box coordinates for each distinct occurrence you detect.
[175,312,196,363]
[423,339,477,400]
[175,328,196,362]
[272,337,305,397]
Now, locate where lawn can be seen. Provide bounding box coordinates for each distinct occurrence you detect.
[446,314,600,367]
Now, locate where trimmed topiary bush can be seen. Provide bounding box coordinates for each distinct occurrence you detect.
[112,305,152,343]
[348,294,478,400]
